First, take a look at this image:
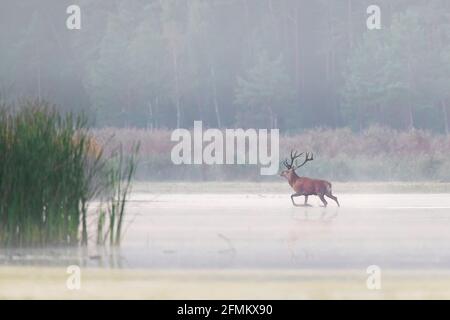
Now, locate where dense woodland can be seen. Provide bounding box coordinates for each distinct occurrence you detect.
[1,1,450,133]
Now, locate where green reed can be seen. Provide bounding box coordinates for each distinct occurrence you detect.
[96,143,139,246]
[0,101,138,247]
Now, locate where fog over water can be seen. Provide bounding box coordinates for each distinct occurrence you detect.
[3,192,450,270]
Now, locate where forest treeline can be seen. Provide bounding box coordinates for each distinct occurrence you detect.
[1,0,450,132]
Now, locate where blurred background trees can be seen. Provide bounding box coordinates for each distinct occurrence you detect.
[1,0,450,133]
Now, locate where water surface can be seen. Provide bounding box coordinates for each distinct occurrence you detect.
[2,193,450,270]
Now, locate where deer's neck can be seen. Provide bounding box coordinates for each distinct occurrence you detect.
[288,171,301,187]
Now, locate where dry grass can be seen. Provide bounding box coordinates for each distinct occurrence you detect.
[93,126,450,181]
[2,267,450,299]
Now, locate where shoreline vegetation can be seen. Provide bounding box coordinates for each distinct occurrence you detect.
[0,101,138,247]
[94,126,450,182]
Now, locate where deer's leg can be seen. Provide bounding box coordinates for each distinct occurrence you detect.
[318,194,328,207]
[303,195,312,207]
[326,193,340,207]
[291,193,303,207]
[291,193,312,207]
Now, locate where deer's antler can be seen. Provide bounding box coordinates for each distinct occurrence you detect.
[292,152,314,170]
[283,150,304,169]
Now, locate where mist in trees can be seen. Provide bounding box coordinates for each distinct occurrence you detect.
[1,0,450,133]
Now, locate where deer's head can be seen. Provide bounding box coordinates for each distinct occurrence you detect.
[280,150,314,180]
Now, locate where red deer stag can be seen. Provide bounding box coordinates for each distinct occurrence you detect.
[280,150,340,207]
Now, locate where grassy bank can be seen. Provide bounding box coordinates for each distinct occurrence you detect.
[2,267,450,299]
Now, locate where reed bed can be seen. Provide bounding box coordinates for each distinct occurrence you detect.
[0,101,138,247]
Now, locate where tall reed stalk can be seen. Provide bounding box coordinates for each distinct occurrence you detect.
[97,144,139,246]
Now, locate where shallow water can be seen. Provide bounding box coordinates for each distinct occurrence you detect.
[2,193,450,270]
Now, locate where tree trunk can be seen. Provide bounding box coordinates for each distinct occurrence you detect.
[172,43,181,128]
[37,60,41,101]
[358,107,363,132]
[147,101,154,131]
[243,0,254,60]
[210,64,222,128]
[442,100,449,135]
[406,42,415,131]
[294,6,301,95]
[347,0,354,49]
[268,0,275,21]
[125,85,132,127]
[81,199,88,246]
[281,1,290,65]
[407,104,414,130]
[154,96,159,129]
[36,37,41,101]
[268,106,277,129]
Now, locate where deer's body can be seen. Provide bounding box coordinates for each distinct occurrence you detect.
[281,151,339,207]
[288,174,331,196]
